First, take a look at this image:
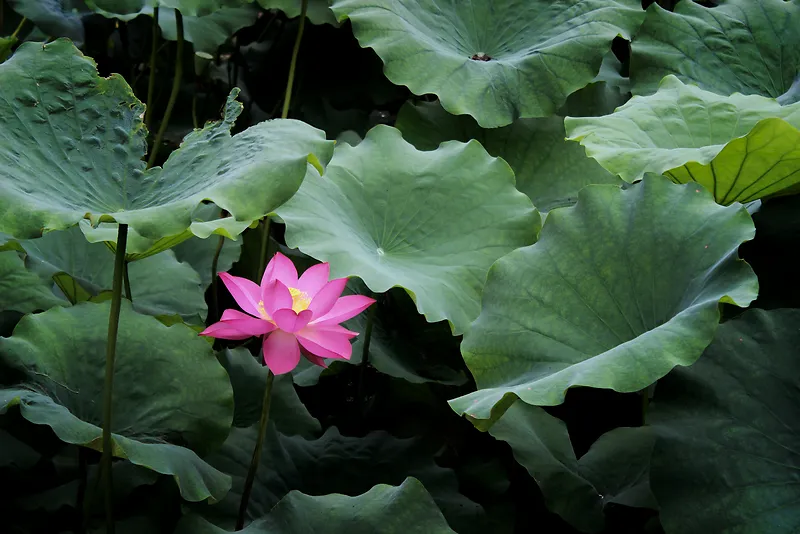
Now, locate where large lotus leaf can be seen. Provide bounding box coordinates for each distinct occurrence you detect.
[0,39,333,241]
[630,0,800,98]
[194,425,482,532]
[448,176,758,429]
[258,0,338,26]
[489,400,654,532]
[330,0,644,128]
[276,125,539,335]
[0,251,63,313]
[178,478,455,533]
[20,225,206,323]
[0,301,234,502]
[565,75,800,191]
[6,0,87,45]
[219,347,320,436]
[650,308,800,533]
[395,100,622,213]
[558,52,631,119]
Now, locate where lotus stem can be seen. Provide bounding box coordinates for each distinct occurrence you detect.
[234,10,307,526]
[210,233,225,322]
[236,369,275,530]
[144,7,159,131]
[147,9,183,169]
[357,294,377,406]
[281,0,308,119]
[10,17,26,40]
[101,223,128,534]
[123,262,132,302]
[257,217,272,280]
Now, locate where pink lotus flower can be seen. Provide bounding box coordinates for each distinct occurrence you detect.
[200,253,375,374]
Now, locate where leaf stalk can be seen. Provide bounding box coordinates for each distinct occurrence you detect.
[147,9,183,168]
[236,370,275,530]
[101,223,128,534]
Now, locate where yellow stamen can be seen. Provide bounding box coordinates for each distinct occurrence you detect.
[288,287,311,313]
[257,300,270,320]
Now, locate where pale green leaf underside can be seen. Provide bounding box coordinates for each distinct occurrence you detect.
[79,204,253,262]
[565,75,800,197]
[330,0,645,128]
[276,125,540,335]
[630,0,800,98]
[395,100,622,213]
[0,250,64,313]
[490,402,655,533]
[448,176,757,428]
[0,39,333,241]
[664,117,800,205]
[0,301,234,502]
[177,478,455,533]
[650,309,800,534]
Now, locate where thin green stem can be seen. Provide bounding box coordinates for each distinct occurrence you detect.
[236,370,275,530]
[281,0,308,119]
[257,217,271,280]
[123,262,132,302]
[147,9,183,169]
[101,223,128,534]
[11,17,26,40]
[144,7,159,131]
[210,233,224,322]
[357,294,377,405]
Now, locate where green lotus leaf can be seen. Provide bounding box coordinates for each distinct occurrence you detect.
[395,100,622,213]
[178,478,455,533]
[448,176,758,428]
[192,425,482,532]
[6,0,87,45]
[0,251,63,314]
[565,76,800,189]
[19,225,207,323]
[158,6,260,54]
[292,282,468,387]
[15,461,159,513]
[650,308,800,533]
[0,301,234,502]
[276,125,539,335]
[330,0,645,128]
[258,0,338,26]
[219,347,321,436]
[490,401,655,532]
[630,0,800,98]
[80,207,252,262]
[0,429,40,470]
[87,0,251,18]
[0,36,17,63]
[0,39,333,242]
[663,117,800,205]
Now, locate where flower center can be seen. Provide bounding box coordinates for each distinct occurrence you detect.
[257,300,271,320]
[288,287,311,313]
